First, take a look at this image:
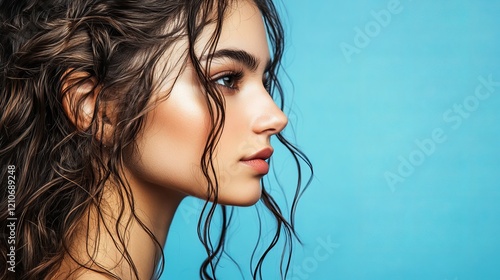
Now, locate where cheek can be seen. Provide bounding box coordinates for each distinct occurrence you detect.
[125,84,211,196]
[211,99,264,206]
[213,101,243,175]
[219,97,248,144]
[217,98,256,160]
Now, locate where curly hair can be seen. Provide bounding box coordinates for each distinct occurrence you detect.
[0,0,312,279]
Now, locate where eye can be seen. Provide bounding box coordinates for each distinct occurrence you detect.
[215,75,236,89]
[212,71,243,91]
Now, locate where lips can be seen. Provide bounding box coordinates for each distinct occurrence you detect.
[241,147,273,174]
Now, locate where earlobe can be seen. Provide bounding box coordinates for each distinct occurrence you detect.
[61,70,99,131]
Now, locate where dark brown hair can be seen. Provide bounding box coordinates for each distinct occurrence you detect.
[0,0,312,279]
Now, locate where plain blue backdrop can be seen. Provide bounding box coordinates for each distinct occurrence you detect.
[162,1,500,279]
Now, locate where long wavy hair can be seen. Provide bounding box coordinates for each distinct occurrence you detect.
[0,0,312,279]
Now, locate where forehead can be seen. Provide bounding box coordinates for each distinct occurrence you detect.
[198,0,270,65]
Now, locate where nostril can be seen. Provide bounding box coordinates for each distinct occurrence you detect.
[266,110,288,135]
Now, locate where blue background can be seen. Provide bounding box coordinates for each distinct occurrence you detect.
[163,1,500,279]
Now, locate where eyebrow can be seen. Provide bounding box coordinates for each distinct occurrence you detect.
[204,49,271,72]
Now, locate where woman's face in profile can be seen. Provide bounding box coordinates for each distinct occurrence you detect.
[123,0,288,206]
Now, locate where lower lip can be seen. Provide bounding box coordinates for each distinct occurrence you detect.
[241,159,269,174]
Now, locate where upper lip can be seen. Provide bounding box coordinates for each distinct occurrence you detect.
[241,147,274,161]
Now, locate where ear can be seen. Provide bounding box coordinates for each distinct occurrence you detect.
[61,70,99,131]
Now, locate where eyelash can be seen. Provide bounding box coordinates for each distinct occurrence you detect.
[263,73,271,91]
[211,70,273,93]
[212,71,244,92]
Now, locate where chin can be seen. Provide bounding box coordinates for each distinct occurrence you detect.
[217,181,263,206]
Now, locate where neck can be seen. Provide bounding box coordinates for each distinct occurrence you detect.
[56,173,184,279]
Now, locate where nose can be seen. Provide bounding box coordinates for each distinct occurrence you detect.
[252,92,288,135]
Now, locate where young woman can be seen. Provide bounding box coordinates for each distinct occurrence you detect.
[0,0,312,279]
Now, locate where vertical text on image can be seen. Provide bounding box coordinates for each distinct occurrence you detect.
[6,165,17,272]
